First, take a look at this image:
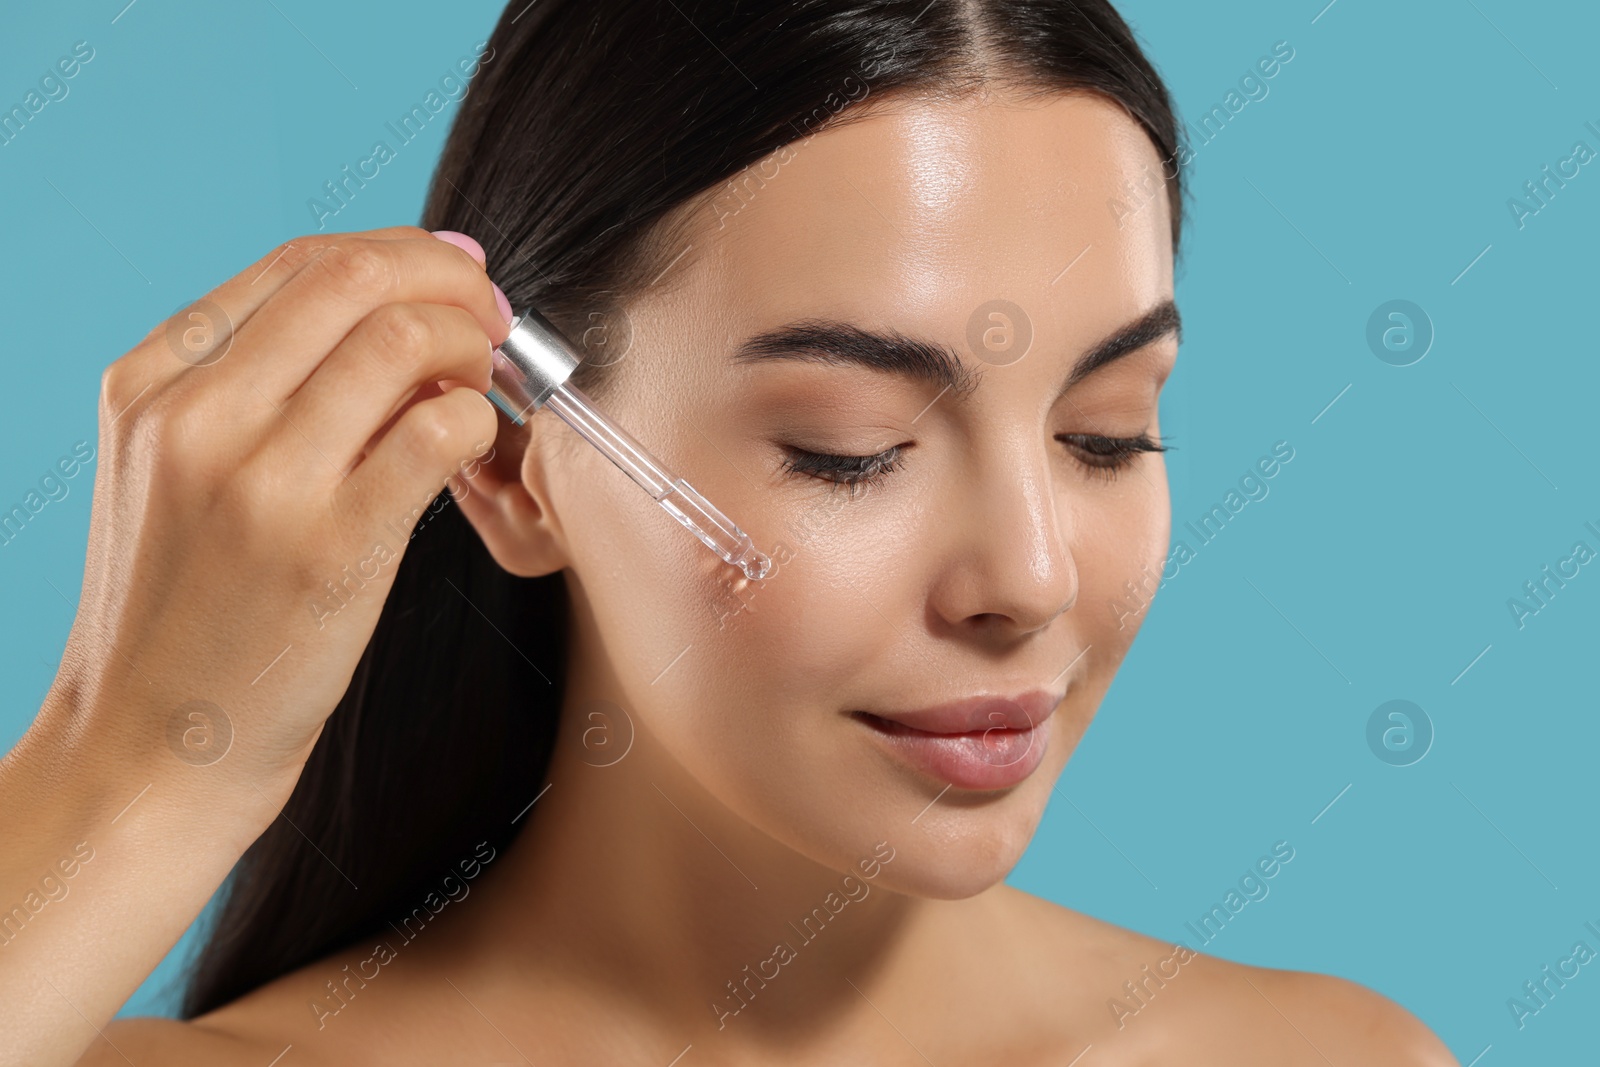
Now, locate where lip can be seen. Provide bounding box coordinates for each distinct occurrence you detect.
[851,689,1061,791]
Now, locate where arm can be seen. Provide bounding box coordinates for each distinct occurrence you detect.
[0,224,510,1067]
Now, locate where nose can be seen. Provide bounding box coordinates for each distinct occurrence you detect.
[928,439,1078,640]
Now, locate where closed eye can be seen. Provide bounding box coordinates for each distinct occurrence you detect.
[778,432,1170,498]
[778,444,905,498]
[1056,432,1169,482]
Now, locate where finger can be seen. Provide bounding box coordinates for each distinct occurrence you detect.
[197,235,511,405]
[335,384,500,530]
[103,227,442,437]
[121,226,436,386]
[265,302,496,475]
[222,227,440,319]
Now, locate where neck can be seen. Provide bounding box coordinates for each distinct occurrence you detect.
[459,690,946,1040]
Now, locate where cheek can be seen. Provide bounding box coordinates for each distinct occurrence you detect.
[713,515,904,703]
[553,438,903,747]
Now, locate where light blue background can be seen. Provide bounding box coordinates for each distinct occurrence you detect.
[3,0,1596,1059]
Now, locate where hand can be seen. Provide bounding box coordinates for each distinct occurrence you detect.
[53,225,511,794]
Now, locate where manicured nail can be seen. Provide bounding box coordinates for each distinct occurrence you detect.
[430,229,486,266]
[491,282,514,325]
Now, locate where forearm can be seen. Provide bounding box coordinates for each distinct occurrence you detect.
[0,688,291,1067]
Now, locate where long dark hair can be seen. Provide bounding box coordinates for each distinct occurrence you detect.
[182,0,1187,1016]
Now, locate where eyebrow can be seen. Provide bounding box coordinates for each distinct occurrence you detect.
[730,298,1182,399]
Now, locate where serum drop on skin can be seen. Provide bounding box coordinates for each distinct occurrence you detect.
[487,306,772,582]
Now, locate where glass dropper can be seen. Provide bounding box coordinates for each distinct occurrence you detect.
[485,307,771,582]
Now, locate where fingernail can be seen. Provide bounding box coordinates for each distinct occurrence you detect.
[430,229,487,266]
[491,282,514,325]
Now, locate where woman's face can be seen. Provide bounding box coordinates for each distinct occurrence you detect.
[535,87,1176,897]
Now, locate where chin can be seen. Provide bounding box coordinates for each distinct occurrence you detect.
[865,794,1046,900]
[872,832,1032,900]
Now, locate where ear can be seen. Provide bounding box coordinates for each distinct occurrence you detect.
[449,408,569,578]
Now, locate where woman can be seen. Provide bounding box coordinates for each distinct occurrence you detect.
[1,1,1457,1063]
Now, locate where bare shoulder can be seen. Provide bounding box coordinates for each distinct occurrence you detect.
[73,1016,287,1067]
[76,916,547,1067]
[990,885,1459,1066]
[75,937,403,1067]
[1255,967,1460,1066]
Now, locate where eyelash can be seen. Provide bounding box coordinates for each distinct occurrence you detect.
[1057,432,1170,482]
[780,444,907,499]
[780,433,1170,496]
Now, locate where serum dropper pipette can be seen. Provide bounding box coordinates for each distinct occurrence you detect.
[485,306,772,582]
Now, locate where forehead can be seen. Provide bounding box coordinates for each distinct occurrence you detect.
[677,88,1173,354]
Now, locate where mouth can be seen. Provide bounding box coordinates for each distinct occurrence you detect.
[849,690,1061,792]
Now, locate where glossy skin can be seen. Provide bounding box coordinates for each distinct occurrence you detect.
[48,88,1458,1065]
